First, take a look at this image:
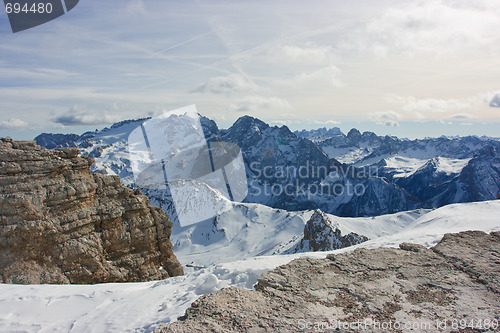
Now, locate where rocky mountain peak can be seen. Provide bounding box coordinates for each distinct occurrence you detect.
[294,126,343,140]
[346,128,362,142]
[0,138,183,284]
[35,133,80,149]
[231,115,269,133]
[292,209,368,252]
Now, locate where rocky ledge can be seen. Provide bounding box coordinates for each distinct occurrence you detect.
[0,138,183,284]
[162,231,499,332]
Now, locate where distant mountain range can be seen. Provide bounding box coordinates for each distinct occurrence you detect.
[35,115,500,221]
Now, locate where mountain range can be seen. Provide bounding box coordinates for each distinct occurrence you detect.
[35,114,500,220]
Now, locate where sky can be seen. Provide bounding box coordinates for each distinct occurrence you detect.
[0,0,499,140]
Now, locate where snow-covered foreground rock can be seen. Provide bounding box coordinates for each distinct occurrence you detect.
[0,200,499,332]
[163,230,500,332]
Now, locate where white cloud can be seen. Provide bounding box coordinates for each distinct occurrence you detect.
[388,95,474,113]
[269,120,292,126]
[0,118,29,130]
[52,105,125,126]
[490,93,500,107]
[370,110,402,127]
[194,74,259,95]
[229,96,290,113]
[448,113,475,120]
[0,67,79,80]
[387,92,500,122]
[295,65,342,88]
[274,45,338,65]
[314,120,340,125]
[356,1,500,57]
[125,0,146,15]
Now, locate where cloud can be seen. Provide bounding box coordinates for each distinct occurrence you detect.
[0,118,28,130]
[273,45,338,65]
[388,92,499,121]
[229,96,290,113]
[0,67,79,80]
[490,93,500,107]
[388,95,471,113]
[125,0,146,15]
[52,105,124,126]
[314,120,340,125]
[370,110,402,127]
[448,113,475,120]
[194,74,259,94]
[356,1,500,57]
[295,65,342,88]
[269,120,292,126]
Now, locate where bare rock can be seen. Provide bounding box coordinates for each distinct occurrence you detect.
[161,231,499,332]
[0,138,183,284]
[291,210,368,253]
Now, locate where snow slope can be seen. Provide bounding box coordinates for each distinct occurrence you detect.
[1,200,499,333]
[378,156,471,179]
[170,202,429,266]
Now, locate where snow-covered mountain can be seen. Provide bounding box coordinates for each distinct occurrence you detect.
[35,133,80,149]
[295,127,500,166]
[218,116,421,216]
[294,126,500,209]
[34,115,500,222]
[294,126,343,141]
[169,201,407,266]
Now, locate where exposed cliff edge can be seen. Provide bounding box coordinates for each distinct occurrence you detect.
[161,231,499,332]
[0,138,183,284]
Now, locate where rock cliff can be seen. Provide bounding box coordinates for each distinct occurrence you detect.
[162,231,499,332]
[0,138,183,284]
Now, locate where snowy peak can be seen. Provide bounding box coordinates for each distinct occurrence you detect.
[229,115,269,134]
[171,202,308,265]
[199,115,219,139]
[294,126,343,141]
[79,117,150,144]
[415,157,470,177]
[34,133,79,149]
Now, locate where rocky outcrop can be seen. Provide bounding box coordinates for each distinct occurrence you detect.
[162,231,500,332]
[291,210,368,253]
[0,138,183,284]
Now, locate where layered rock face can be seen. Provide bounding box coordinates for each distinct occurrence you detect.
[162,231,499,332]
[0,138,183,284]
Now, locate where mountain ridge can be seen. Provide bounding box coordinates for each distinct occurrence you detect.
[34,115,500,222]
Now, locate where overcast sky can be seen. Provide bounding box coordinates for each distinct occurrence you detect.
[0,0,499,139]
